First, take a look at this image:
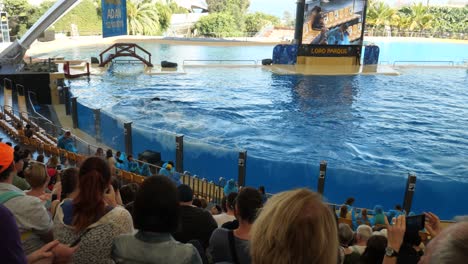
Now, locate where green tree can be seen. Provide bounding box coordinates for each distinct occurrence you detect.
[168,0,188,14]
[399,3,434,33]
[127,0,162,35]
[52,0,102,35]
[366,0,397,29]
[3,0,34,37]
[206,0,250,29]
[155,2,173,32]
[244,12,280,36]
[206,0,250,14]
[193,13,240,37]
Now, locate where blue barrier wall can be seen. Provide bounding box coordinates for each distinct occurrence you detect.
[132,126,176,163]
[184,137,238,182]
[77,101,95,136]
[73,101,466,219]
[100,111,125,152]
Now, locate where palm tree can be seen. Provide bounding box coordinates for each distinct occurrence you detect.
[366,0,396,33]
[399,3,434,34]
[127,0,162,35]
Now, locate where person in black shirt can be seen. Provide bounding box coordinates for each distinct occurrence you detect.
[173,184,217,249]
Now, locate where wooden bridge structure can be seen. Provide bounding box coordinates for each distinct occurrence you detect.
[99,43,153,67]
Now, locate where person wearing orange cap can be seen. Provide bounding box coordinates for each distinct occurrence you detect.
[0,142,53,255]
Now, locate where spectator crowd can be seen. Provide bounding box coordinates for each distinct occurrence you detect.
[1,141,467,264]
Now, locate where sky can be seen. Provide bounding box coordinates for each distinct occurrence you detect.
[249,0,296,17]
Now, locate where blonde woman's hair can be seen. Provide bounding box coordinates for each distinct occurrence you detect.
[250,189,338,264]
[24,163,49,188]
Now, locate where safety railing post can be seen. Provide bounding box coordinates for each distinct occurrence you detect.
[94,109,101,142]
[175,135,184,173]
[317,161,327,195]
[403,173,417,214]
[71,97,78,129]
[64,86,71,115]
[209,181,214,203]
[124,122,133,156]
[238,151,247,187]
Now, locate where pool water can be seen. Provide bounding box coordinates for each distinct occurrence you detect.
[37,41,468,219]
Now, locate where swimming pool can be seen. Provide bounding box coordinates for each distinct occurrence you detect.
[35,40,468,219]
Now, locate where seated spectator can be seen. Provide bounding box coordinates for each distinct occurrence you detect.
[0,143,53,255]
[53,157,133,263]
[344,197,356,219]
[371,205,387,226]
[172,184,217,249]
[24,163,51,207]
[360,235,387,264]
[112,176,202,263]
[57,131,75,152]
[214,192,237,227]
[350,225,373,255]
[115,151,124,165]
[106,149,117,176]
[46,156,60,191]
[120,183,140,207]
[355,208,371,227]
[0,203,76,264]
[111,177,124,206]
[395,204,405,216]
[250,189,338,264]
[139,158,152,176]
[127,155,139,173]
[224,179,238,196]
[200,198,208,210]
[14,145,22,160]
[24,124,34,138]
[339,223,360,264]
[50,168,79,217]
[95,147,105,158]
[159,161,181,186]
[36,154,45,163]
[13,153,31,190]
[210,205,222,215]
[258,186,267,203]
[209,187,263,264]
[193,197,202,208]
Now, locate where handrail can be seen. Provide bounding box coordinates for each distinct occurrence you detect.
[393,61,455,67]
[183,59,258,66]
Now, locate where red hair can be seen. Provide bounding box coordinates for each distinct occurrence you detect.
[73,157,111,232]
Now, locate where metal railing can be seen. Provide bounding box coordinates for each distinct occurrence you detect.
[393,61,456,67]
[1,81,231,203]
[183,59,258,66]
[364,29,467,40]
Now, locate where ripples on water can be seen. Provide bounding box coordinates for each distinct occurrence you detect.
[70,66,468,183]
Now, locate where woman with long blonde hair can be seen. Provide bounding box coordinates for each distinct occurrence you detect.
[250,189,339,264]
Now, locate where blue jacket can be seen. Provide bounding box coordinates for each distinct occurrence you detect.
[223,180,238,196]
[127,161,139,173]
[159,163,181,186]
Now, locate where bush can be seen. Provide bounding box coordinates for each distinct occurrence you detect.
[244,12,280,36]
[52,0,102,36]
[193,13,241,37]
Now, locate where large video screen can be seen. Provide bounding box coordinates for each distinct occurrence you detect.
[302,0,367,45]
